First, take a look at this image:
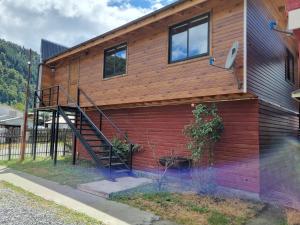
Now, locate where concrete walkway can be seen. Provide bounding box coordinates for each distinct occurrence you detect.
[0,166,176,225]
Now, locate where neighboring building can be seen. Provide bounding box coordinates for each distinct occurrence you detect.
[45,115,75,129]
[36,0,299,199]
[0,104,24,134]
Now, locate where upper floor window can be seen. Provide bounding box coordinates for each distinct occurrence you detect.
[169,13,210,63]
[104,44,127,78]
[285,49,295,84]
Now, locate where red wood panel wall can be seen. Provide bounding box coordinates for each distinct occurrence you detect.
[286,0,300,11]
[77,99,260,193]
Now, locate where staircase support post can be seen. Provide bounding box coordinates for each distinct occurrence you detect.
[72,136,77,165]
[31,91,37,158]
[71,88,80,165]
[54,108,60,166]
[32,109,39,160]
[72,111,78,165]
[109,146,112,178]
[50,110,56,159]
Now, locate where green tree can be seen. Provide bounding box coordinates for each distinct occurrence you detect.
[0,38,40,110]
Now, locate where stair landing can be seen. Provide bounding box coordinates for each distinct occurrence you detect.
[77,176,152,198]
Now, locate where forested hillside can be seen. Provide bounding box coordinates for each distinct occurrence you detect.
[0,38,39,111]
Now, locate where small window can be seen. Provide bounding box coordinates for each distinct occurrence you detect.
[104,44,127,78]
[285,49,295,84]
[169,14,210,63]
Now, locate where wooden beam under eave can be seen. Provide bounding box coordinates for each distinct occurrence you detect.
[45,0,208,65]
[80,93,257,110]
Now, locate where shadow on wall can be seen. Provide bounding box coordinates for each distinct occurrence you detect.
[260,137,300,209]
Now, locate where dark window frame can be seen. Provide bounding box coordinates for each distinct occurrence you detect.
[103,43,127,79]
[168,13,210,64]
[285,49,295,85]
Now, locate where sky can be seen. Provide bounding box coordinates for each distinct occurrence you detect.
[0,0,176,53]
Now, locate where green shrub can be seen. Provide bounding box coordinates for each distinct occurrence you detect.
[111,135,141,157]
[183,104,224,165]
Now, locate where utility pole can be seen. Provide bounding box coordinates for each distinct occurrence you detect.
[20,49,32,161]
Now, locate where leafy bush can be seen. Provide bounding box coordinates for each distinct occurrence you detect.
[184,104,224,165]
[111,135,141,157]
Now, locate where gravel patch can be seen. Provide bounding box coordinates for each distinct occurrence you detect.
[0,185,87,225]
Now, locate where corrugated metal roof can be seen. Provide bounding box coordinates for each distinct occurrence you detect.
[41,39,68,61]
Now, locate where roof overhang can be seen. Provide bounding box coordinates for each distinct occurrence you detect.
[288,8,300,30]
[45,0,208,65]
[292,89,300,101]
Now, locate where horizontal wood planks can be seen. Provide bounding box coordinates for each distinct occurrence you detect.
[42,0,245,108]
[41,66,52,89]
[247,0,299,112]
[77,99,261,193]
[259,100,299,199]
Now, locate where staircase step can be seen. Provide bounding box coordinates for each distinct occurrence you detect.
[98,156,118,160]
[81,133,96,136]
[94,152,110,156]
[80,124,92,128]
[113,169,131,174]
[59,106,131,176]
[81,133,97,136]
[90,145,106,148]
[106,162,126,167]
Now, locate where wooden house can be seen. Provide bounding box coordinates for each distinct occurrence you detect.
[35,0,299,198]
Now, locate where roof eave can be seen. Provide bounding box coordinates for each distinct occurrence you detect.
[45,0,207,65]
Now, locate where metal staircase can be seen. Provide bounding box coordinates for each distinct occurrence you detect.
[33,85,133,178]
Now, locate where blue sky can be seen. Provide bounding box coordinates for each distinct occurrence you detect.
[109,0,154,8]
[0,0,176,52]
[109,0,175,9]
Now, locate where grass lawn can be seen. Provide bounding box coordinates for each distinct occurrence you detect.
[111,191,264,225]
[1,157,300,225]
[0,157,105,187]
[0,181,103,225]
[112,190,300,225]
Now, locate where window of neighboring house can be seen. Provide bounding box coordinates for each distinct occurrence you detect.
[169,13,210,63]
[285,49,295,84]
[104,44,127,78]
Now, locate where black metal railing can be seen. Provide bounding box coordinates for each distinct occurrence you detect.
[34,85,133,172]
[34,85,60,108]
[35,86,130,144]
[79,88,131,143]
[60,86,132,172]
[79,88,134,169]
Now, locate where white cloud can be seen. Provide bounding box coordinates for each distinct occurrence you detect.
[0,0,173,53]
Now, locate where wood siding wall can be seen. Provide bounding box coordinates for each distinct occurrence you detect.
[41,65,53,89]
[259,100,299,200]
[42,0,245,108]
[247,0,299,112]
[77,99,260,193]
